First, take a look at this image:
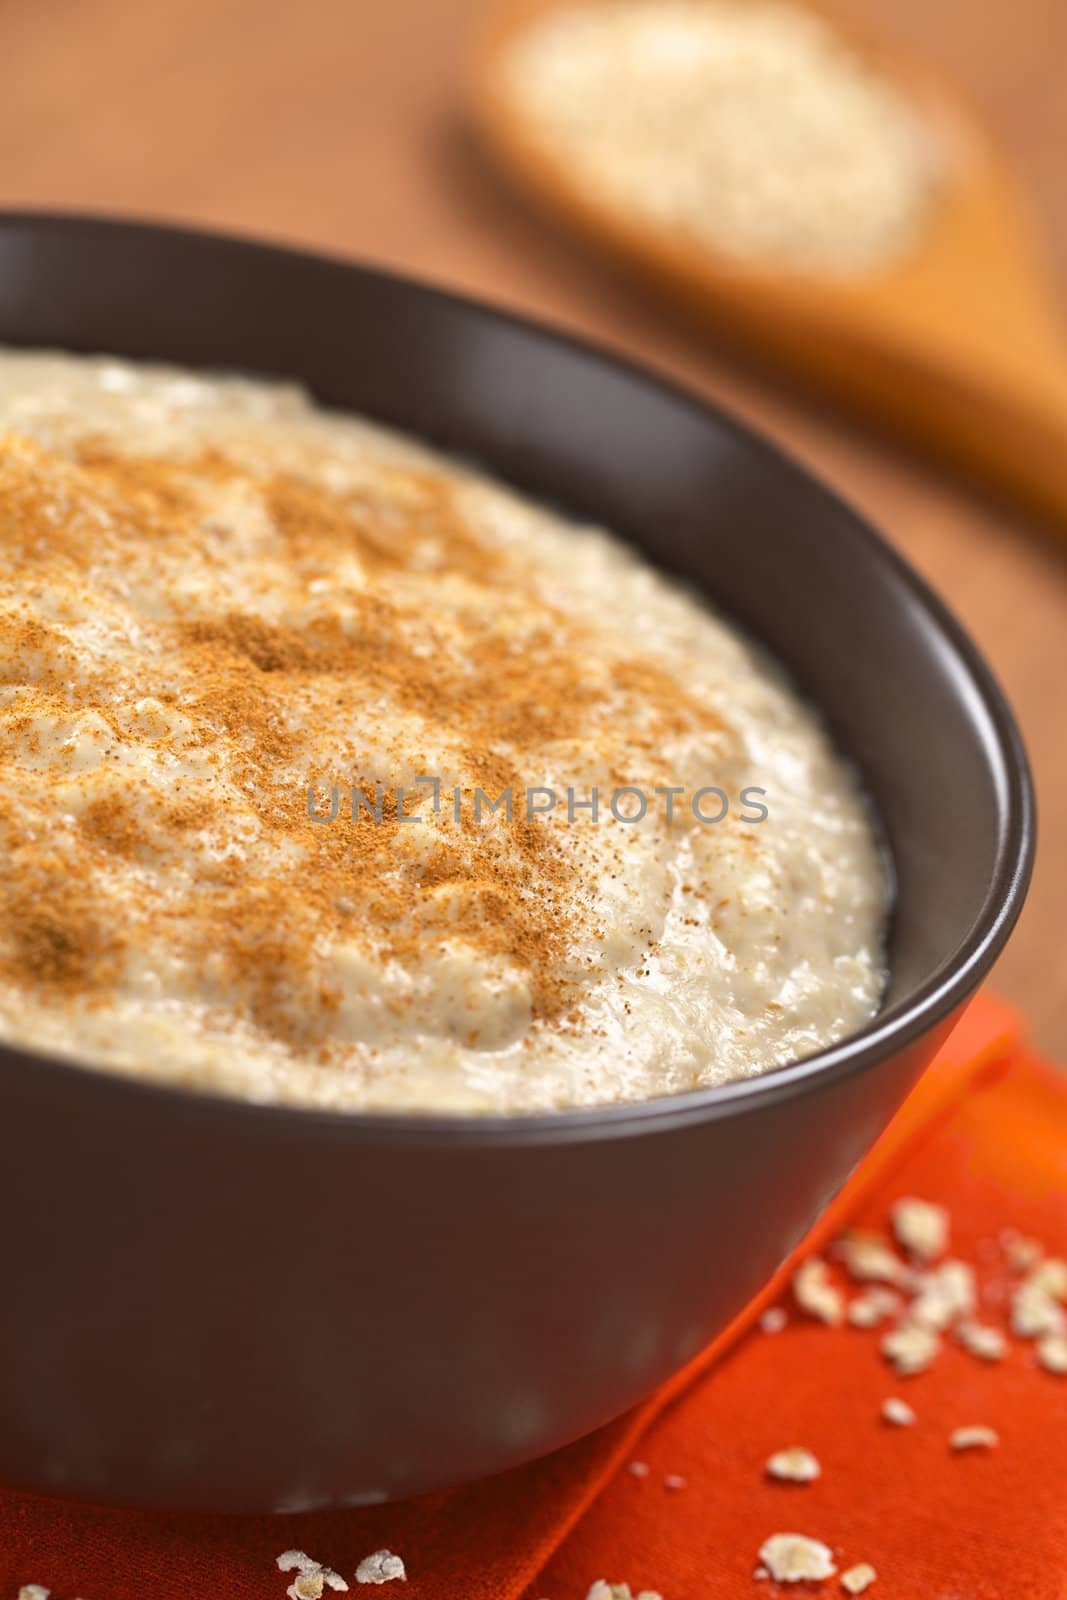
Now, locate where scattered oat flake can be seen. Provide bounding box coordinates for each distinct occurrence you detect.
[766,1446,821,1483]
[758,1534,836,1583]
[891,1197,948,1262]
[753,1568,769,1581]
[759,1306,788,1335]
[793,1257,844,1325]
[628,1459,651,1477]
[279,1554,321,1575]
[881,1396,916,1426]
[291,1576,326,1600]
[1002,1232,1043,1273]
[847,1286,900,1328]
[834,1230,908,1285]
[18,1588,50,1600]
[950,1425,999,1452]
[909,1260,975,1329]
[1011,1279,1066,1339]
[355,1551,406,1585]
[1037,1332,1067,1374]
[881,1319,939,1375]
[585,1584,662,1600]
[665,1473,687,1490]
[276,1553,348,1597]
[1026,1258,1067,1300]
[957,1319,1007,1362]
[841,1563,878,1594]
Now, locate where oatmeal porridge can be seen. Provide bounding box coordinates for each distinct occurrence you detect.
[0,350,886,1112]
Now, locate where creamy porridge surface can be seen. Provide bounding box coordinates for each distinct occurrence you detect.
[0,350,886,1112]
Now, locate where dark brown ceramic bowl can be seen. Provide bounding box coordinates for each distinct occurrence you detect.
[0,213,1034,1513]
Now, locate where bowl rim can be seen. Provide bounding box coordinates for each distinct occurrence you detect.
[0,209,1037,1143]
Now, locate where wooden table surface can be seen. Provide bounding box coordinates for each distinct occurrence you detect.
[2,0,1065,1052]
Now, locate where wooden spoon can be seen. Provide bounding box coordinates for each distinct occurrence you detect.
[470,0,1067,530]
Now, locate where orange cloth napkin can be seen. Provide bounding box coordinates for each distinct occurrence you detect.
[4,994,1065,1599]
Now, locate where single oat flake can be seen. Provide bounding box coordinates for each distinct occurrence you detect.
[956,1319,1007,1362]
[628,1459,651,1478]
[758,1533,837,1583]
[881,1319,939,1375]
[949,1425,999,1452]
[277,1552,340,1576]
[1036,1332,1067,1374]
[664,1473,687,1490]
[1010,1279,1067,1339]
[291,1577,326,1600]
[880,1395,917,1426]
[834,1231,909,1286]
[18,1587,50,1600]
[585,1583,662,1600]
[1002,1232,1043,1274]
[1026,1257,1067,1300]
[891,1197,949,1262]
[759,1306,788,1335]
[847,1286,900,1328]
[355,1551,407,1585]
[793,1258,844,1325]
[841,1563,878,1594]
[766,1446,821,1483]
[277,1551,349,1599]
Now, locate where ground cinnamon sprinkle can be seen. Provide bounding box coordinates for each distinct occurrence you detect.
[0,353,886,1112]
[0,410,732,1077]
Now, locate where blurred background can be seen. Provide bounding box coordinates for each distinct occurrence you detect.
[2,0,1064,1051]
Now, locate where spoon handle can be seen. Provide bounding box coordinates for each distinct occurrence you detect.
[789,315,1067,532]
[624,262,1067,534]
[918,362,1067,530]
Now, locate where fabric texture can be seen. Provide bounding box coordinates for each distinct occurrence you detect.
[4,993,1065,1599]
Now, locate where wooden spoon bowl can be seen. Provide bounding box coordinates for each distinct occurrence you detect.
[471,0,1067,528]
